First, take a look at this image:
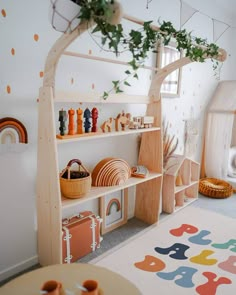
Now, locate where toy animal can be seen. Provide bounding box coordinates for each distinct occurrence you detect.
[115,111,131,131]
[101,117,114,133]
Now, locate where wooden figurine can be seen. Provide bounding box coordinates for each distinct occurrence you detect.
[68,108,75,135]
[91,107,98,132]
[58,109,67,136]
[101,117,113,133]
[115,111,131,131]
[76,108,83,134]
[83,108,91,133]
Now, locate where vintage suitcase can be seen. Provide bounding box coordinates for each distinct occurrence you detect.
[62,211,103,263]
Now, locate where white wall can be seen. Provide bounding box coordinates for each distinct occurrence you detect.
[0,0,235,281]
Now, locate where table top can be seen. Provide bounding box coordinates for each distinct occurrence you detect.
[0,263,141,295]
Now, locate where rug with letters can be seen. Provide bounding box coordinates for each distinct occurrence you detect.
[92,206,236,294]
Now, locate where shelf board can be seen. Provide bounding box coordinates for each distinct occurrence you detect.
[174,197,198,213]
[54,91,152,104]
[57,127,160,144]
[174,180,199,193]
[61,171,162,210]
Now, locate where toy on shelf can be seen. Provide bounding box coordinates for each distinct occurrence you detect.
[92,157,131,186]
[131,165,149,178]
[129,116,154,129]
[59,109,67,136]
[76,108,83,134]
[100,117,113,133]
[60,159,91,198]
[62,211,102,263]
[84,108,91,133]
[91,107,98,132]
[115,111,131,131]
[68,108,75,135]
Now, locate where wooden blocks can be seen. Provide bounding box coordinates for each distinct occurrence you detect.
[92,157,131,186]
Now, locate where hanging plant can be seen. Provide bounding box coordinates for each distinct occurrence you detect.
[55,0,226,99]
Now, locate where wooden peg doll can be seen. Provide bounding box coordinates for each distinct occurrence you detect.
[58,109,67,136]
[83,108,91,133]
[91,107,99,132]
[68,108,75,135]
[77,108,83,134]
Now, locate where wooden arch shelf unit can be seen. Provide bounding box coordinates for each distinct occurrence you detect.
[37,14,226,266]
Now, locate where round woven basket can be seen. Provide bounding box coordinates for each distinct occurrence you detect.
[199,177,233,199]
[60,159,91,199]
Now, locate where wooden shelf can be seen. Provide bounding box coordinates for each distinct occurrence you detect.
[162,155,200,214]
[37,19,163,266]
[174,197,198,213]
[175,180,199,193]
[54,90,153,104]
[57,127,160,144]
[62,172,162,210]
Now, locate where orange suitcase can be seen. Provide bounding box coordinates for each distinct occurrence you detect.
[62,211,103,263]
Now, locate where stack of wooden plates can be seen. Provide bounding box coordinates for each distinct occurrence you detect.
[92,157,131,186]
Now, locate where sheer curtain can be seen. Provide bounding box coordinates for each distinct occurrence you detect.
[204,81,236,178]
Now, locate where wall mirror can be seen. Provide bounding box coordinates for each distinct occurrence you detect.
[157,42,183,98]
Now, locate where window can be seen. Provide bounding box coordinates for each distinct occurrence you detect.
[158,43,182,98]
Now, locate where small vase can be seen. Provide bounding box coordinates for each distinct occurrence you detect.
[175,173,183,186]
[81,280,99,295]
[49,0,81,33]
[41,280,63,295]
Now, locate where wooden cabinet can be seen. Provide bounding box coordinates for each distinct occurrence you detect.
[162,155,200,214]
[36,22,163,266]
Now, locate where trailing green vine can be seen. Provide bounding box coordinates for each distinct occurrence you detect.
[72,0,222,99]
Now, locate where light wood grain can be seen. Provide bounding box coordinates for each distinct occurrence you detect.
[61,172,162,210]
[37,11,225,266]
[37,87,62,265]
[56,127,160,144]
[162,155,200,214]
[54,90,152,104]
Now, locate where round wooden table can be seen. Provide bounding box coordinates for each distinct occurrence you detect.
[0,263,141,295]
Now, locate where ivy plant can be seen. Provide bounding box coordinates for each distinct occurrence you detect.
[71,0,221,99]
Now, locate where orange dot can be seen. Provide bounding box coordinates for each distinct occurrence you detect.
[6,85,11,94]
[34,34,39,42]
[1,9,6,17]
[39,71,44,78]
[11,48,15,55]
[71,78,74,84]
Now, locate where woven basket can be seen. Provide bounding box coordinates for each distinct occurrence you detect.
[199,177,233,199]
[60,159,91,199]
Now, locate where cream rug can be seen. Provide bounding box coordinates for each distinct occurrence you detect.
[91,206,236,294]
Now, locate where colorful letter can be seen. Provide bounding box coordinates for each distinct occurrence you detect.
[188,230,212,245]
[155,243,189,260]
[196,272,232,295]
[134,255,166,272]
[190,250,217,265]
[170,224,198,237]
[218,256,236,274]
[157,266,198,288]
[212,239,236,252]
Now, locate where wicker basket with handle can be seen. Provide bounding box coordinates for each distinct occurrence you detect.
[60,159,91,199]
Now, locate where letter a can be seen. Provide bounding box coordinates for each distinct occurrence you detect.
[157,266,198,288]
